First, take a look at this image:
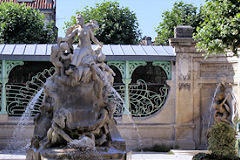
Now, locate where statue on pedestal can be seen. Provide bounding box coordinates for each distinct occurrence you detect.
[26,14,127,160]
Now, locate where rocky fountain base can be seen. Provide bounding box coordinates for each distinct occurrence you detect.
[26,14,129,160]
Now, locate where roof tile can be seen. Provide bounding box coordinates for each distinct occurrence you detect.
[0,0,54,10]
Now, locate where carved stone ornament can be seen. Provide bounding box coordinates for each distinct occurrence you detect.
[178,83,191,90]
[178,54,191,81]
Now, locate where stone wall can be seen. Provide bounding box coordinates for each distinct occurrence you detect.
[169,26,240,149]
[192,55,239,149]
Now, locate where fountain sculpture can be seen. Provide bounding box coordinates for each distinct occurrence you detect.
[193,77,239,159]
[26,14,128,160]
[212,77,238,126]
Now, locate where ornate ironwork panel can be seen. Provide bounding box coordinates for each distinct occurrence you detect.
[5,61,170,117]
[6,61,24,79]
[129,79,169,117]
[107,61,125,78]
[111,79,169,117]
[0,61,24,83]
[6,67,55,116]
[107,61,147,80]
[152,61,171,80]
[128,61,147,79]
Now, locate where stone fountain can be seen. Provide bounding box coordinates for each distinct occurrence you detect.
[192,77,239,159]
[26,14,128,160]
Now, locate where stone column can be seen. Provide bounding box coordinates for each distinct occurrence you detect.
[169,26,199,149]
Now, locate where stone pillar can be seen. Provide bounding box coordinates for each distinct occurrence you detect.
[169,26,199,149]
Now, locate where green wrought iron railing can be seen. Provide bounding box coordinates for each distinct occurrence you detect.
[4,62,170,117]
[6,67,55,116]
[111,80,169,117]
[129,79,169,117]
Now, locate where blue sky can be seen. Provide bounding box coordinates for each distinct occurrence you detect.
[56,0,205,39]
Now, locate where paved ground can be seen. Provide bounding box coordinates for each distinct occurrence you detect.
[132,152,193,160]
[0,153,26,160]
[0,150,198,160]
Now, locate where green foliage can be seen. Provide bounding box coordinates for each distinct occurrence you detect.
[0,2,56,44]
[192,153,209,160]
[208,122,237,158]
[192,153,240,160]
[64,1,141,44]
[194,0,240,56]
[155,1,202,45]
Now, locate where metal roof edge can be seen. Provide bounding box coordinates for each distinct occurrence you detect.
[0,54,176,62]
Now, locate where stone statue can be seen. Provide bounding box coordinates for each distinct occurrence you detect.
[64,14,103,75]
[212,78,233,125]
[26,14,127,160]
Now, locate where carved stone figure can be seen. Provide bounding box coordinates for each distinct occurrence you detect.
[64,14,103,75]
[212,79,232,124]
[26,15,127,160]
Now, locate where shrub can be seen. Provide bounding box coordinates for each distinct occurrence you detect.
[192,152,240,160]
[208,122,237,158]
[192,153,209,160]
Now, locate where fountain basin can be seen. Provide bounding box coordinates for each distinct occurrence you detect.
[27,147,131,160]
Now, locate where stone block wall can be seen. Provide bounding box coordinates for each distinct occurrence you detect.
[169,26,240,149]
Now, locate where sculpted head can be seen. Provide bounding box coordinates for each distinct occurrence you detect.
[60,42,71,53]
[76,14,85,26]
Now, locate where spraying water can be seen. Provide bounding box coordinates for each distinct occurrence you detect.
[230,90,239,126]
[4,88,43,152]
[200,83,221,148]
[207,83,221,130]
[95,65,144,153]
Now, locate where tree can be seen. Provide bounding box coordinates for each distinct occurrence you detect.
[0,2,56,44]
[194,0,240,56]
[64,1,141,44]
[155,1,202,45]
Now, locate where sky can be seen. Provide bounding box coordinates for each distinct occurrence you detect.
[56,0,206,40]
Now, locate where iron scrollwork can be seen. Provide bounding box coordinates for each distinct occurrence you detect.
[129,79,169,117]
[6,67,55,116]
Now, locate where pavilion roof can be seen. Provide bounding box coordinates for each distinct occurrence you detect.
[0,44,176,61]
